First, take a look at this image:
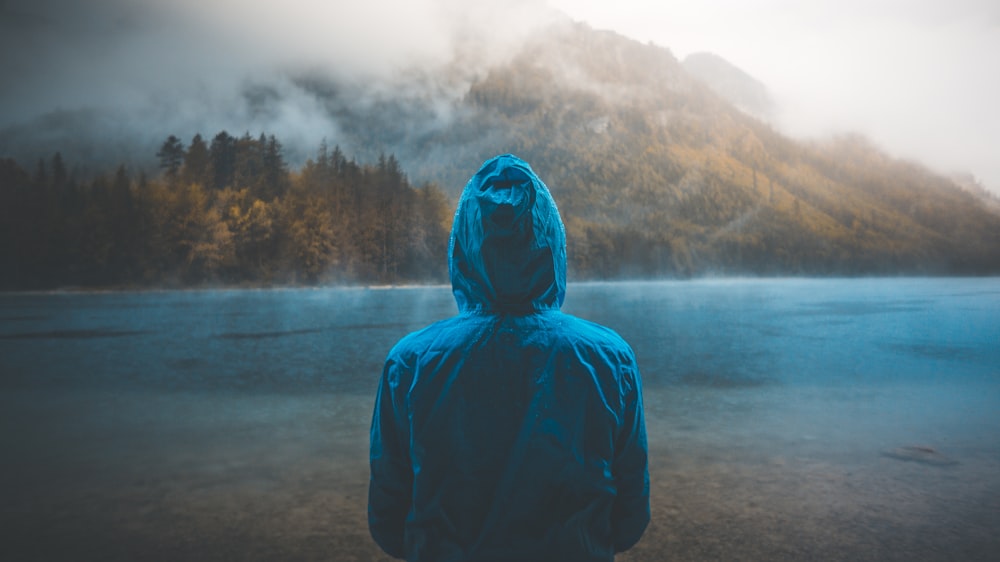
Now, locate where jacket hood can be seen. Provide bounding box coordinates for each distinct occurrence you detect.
[449,154,566,313]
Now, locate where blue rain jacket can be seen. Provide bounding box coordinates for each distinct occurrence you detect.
[369,154,649,561]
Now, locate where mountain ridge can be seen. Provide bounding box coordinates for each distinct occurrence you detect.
[3,20,999,279]
[682,51,775,120]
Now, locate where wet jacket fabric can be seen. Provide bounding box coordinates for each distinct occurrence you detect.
[368,154,649,561]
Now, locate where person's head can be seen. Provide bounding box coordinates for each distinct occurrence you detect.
[449,154,566,314]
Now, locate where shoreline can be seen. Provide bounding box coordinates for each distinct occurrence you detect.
[2,274,999,296]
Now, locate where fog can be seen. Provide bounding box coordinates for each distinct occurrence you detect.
[551,0,1000,194]
[0,0,563,169]
[1,0,998,194]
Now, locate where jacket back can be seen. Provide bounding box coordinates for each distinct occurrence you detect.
[368,155,649,561]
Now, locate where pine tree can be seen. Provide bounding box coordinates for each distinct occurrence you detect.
[209,131,236,189]
[33,158,46,187]
[182,134,211,187]
[51,152,67,190]
[108,165,139,281]
[260,134,289,200]
[156,135,186,180]
[233,132,262,193]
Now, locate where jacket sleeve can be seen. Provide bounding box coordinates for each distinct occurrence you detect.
[368,356,413,559]
[611,362,650,553]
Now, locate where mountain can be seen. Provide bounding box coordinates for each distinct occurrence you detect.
[3,21,1000,279]
[682,52,775,119]
[331,22,1000,276]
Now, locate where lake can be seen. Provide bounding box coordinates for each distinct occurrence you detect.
[1,278,998,561]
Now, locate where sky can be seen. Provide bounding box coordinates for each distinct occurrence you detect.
[550,0,1000,193]
[1,0,998,193]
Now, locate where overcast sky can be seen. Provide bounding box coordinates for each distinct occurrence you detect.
[550,0,1000,193]
[1,0,998,193]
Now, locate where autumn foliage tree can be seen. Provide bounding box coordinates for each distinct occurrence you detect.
[0,134,453,289]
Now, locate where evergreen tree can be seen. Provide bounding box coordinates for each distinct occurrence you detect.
[260,134,289,200]
[108,165,138,281]
[182,133,211,187]
[233,132,262,194]
[209,131,236,189]
[33,158,46,187]
[0,159,33,286]
[51,152,67,190]
[156,135,185,180]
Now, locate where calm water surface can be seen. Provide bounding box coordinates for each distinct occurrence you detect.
[1,278,998,560]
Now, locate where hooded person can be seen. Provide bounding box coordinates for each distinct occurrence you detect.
[368,154,649,561]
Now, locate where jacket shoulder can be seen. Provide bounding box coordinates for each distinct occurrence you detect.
[385,314,482,362]
[554,313,636,357]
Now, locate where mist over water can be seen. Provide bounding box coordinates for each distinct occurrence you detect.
[1,278,998,560]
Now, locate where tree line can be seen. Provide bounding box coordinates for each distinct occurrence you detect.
[5,23,1000,288]
[0,133,453,289]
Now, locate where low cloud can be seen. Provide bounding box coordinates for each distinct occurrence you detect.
[0,0,562,168]
[4,0,998,194]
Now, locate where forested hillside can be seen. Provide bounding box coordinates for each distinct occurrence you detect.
[378,23,1000,277]
[682,52,774,120]
[2,21,999,289]
[0,136,451,289]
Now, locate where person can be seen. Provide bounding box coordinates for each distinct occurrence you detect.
[368,154,649,561]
